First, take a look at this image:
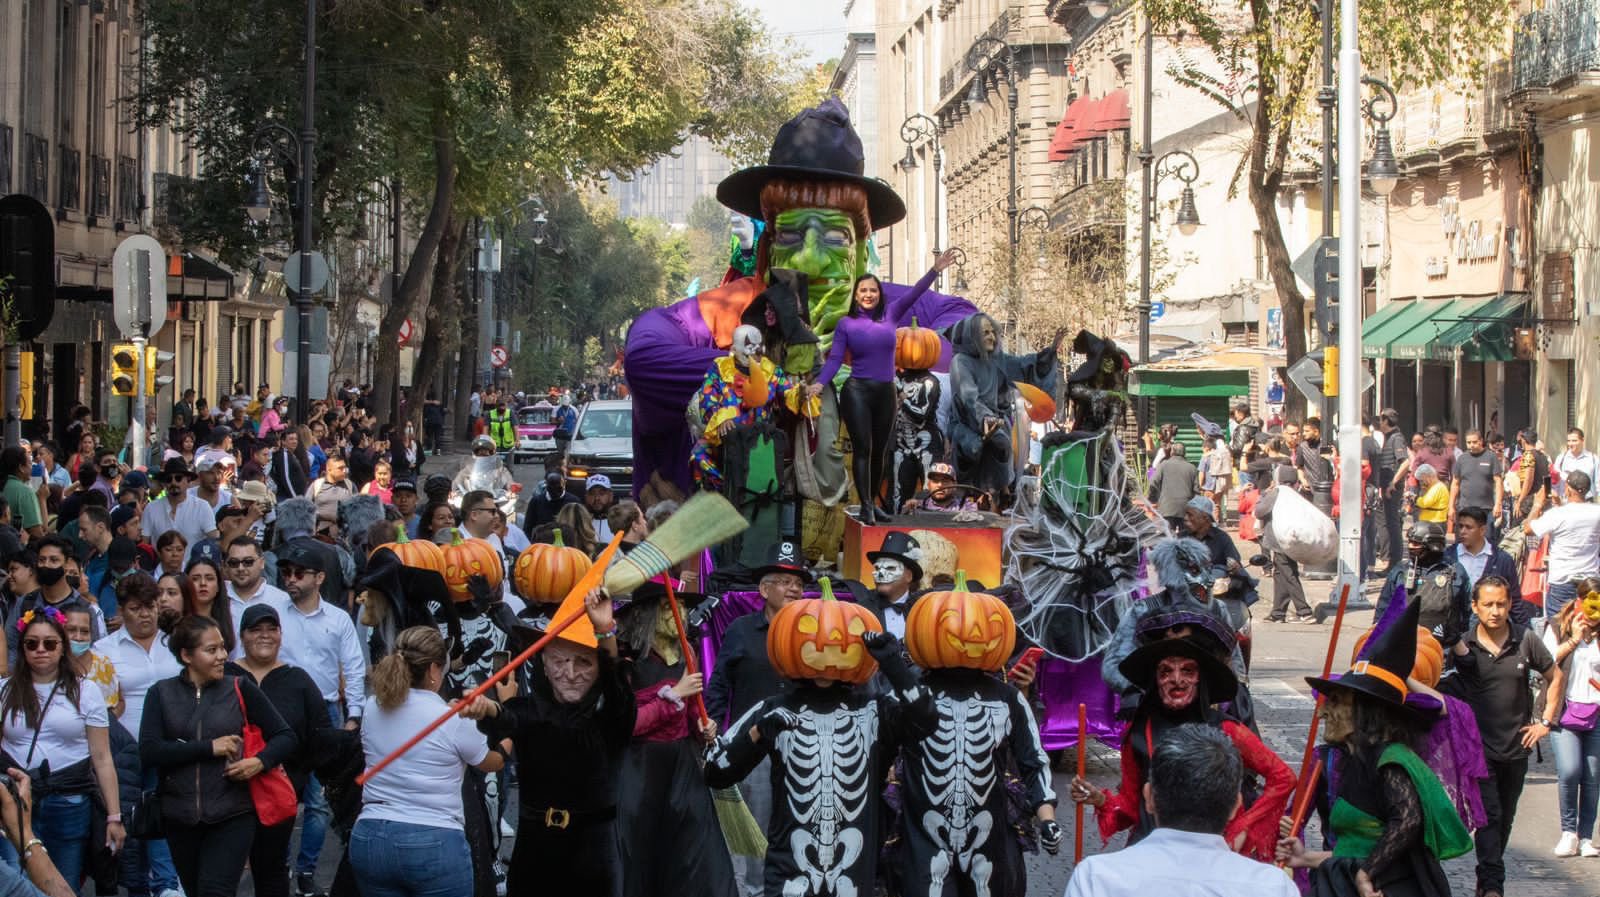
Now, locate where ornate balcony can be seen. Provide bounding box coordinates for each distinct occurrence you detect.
[1511,0,1600,104]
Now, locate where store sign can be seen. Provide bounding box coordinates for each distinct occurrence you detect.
[1438,196,1499,265]
[1423,257,1449,278]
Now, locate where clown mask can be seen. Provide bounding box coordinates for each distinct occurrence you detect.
[872,558,907,586]
[732,325,765,368]
[1155,656,1201,710]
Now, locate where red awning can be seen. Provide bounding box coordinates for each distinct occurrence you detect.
[1048,91,1131,162]
[1094,90,1131,130]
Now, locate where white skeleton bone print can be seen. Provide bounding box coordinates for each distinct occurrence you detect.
[917,695,1011,897]
[776,705,878,897]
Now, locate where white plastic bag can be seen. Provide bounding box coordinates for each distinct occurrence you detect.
[1267,486,1339,565]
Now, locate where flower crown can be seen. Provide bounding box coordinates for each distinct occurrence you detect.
[17,606,67,633]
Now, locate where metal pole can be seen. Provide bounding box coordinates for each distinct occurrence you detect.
[294,0,317,422]
[1336,0,1364,598]
[4,345,22,448]
[933,143,943,283]
[1006,60,1020,344]
[390,178,402,420]
[130,251,150,470]
[1319,0,1335,430]
[1137,8,1155,432]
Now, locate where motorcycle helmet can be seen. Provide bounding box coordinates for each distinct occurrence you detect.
[471,434,497,455]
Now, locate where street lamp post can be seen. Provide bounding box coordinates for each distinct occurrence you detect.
[947,247,970,293]
[966,36,1019,341]
[899,113,943,286]
[1137,147,1202,430]
[1019,205,1051,269]
[244,0,317,423]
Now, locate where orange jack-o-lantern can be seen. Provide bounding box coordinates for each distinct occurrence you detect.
[440,529,504,603]
[373,523,447,575]
[767,578,882,684]
[895,317,943,371]
[513,530,592,603]
[906,570,1017,671]
[1350,625,1444,688]
[1014,381,1057,424]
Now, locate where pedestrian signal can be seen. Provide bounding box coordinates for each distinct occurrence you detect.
[111,343,140,396]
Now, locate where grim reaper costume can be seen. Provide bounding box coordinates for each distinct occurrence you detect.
[948,314,1060,500]
[891,669,1056,897]
[705,633,934,897]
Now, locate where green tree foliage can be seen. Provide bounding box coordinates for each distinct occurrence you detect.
[1145,0,1513,416]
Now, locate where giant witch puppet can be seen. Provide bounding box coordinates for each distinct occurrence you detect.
[625,99,980,541]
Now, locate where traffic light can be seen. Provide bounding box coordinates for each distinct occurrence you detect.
[17,351,34,419]
[111,343,140,396]
[145,347,175,395]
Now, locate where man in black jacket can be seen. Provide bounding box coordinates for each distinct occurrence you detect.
[1448,506,1524,623]
[855,530,924,637]
[271,431,309,502]
[521,472,581,536]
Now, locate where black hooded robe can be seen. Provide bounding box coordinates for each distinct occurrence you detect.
[948,315,1059,498]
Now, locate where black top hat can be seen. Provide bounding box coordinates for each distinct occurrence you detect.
[1307,598,1424,712]
[1066,330,1129,384]
[866,531,924,583]
[158,457,194,482]
[751,539,813,583]
[716,98,906,231]
[1118,633,1238,704]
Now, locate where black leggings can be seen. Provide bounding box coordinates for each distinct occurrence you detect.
[841,378,895,523]
[166,813,257,897]
[249,819,294,897]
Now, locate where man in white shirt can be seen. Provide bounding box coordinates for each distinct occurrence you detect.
[142,459,218,565]
[1552,427,1600,502]
[222,537,290,649]
[1526,470,1600,617]
[188,456,235,512]
[1064,724,1298,897]
[274,537,366,895]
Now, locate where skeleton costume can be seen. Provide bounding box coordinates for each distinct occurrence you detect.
[893,669,1055,897]
[705,634,934,897]
[893,368,944,511]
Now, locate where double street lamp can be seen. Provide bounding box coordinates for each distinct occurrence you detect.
[1019,205,1052,269]
[899,113,944,286]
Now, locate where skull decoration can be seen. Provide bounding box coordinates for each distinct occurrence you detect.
[732,325,765,367]
[767,578,882,684]
[904,570,1017,671]
[871,558,907,586]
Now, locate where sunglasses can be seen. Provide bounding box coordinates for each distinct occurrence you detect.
[23,638,61,653]
[225,557,259,568]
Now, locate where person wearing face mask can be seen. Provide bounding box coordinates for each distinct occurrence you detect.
[90,449,123,509]
[1375,521,1470,645]
[1072,618,1292,862]
[857,531,924,639]
[64,606,123,719]
[6,535,106,668]
[461,585,634,895]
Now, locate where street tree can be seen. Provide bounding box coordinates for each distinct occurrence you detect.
[1145,0,1513,416]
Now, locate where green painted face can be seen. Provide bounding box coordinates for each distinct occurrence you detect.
[768,208,866,372]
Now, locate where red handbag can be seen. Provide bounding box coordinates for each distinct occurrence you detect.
[233,679,299,827]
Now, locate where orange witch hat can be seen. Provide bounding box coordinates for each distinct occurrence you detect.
[547,564,601,649]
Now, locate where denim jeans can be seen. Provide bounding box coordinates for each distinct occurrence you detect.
[295,700,343,875]
[1552,724,1600,837]
[119,833,182,897]
[33,792,91,888]
[348,818,473,897]
[1547,580,1579,617]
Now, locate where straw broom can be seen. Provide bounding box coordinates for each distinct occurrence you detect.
[660,575,768,858]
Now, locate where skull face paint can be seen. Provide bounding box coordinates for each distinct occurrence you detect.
[1155,656,1201,710]
[872,557,907,586]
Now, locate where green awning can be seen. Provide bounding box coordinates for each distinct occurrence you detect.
[1361,300,1449,359]
[1390,297,1488,362]
[1368,294,1529,363]
[1131,369,1251,397]
[1459,295,1529,362]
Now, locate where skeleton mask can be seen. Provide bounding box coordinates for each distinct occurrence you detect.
[871,558,907,586]
[732,325,765,366]
[730,213,757,251]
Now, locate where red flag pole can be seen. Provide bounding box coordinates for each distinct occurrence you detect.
[1074,702,1088,864]
[662,575,710,727]
[1280,581,1352,862]
[356,533,625,786]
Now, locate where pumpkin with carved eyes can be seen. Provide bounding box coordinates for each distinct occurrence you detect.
[905,570,1017,671]
[440,529,504,603]
[767,578,882,684]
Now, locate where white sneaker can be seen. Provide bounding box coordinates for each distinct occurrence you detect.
[1554,831,1580,856]
[1581,839,1600,858]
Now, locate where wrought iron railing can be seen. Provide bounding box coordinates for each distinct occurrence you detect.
[1512,0,1600,94]
[23,133,48,202]
[117,155,140,223]
[940,10,1011,101]
[89,154,111,219]
[58,145,81,211]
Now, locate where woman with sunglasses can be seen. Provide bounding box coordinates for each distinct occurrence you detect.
[140,615,294,897]
[183,559,236,654]
[0,607,125,886]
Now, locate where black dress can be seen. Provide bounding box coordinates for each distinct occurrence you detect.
[617,653,737,897]
[480,650,636,896]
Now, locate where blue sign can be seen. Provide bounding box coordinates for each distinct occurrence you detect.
[1148,301,1165,321]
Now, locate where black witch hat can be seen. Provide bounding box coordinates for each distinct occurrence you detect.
[716,98,906,231]
[1066,330,1130,384]
[1118,633,1238,704]
[1307,597,1423,710]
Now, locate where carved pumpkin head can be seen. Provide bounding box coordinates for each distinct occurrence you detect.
[513,530,593,604]
[767,578,881,685]
[895,317,943,371]
[374,523,447,576]
[1351,625,1444,688]
[440,529,504,603]
[905,570,1016,671]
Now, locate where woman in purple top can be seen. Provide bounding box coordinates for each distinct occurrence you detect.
[809,251,956,524]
